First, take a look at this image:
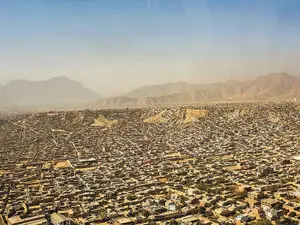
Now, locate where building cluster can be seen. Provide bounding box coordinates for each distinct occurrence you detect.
[0,103,300,225]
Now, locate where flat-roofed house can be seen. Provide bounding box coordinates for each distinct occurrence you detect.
[51,213,71,225]
[7,215,47,225]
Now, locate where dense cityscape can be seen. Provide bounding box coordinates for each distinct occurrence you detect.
[0,103,300,225]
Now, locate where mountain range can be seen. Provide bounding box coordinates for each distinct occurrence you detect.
[1,72,299,110]
[0,77,99,108]
[97,72,300,107]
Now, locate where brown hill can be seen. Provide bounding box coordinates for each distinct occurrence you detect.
[143,89,224,105]
[96,72,300,107]
[97,96,139,108]
[126,81,198,98]
[238,72,300,100]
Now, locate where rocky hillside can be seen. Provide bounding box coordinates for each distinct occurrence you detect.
[97,72,300,107]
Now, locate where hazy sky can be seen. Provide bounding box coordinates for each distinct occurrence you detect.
[1,0,300,96]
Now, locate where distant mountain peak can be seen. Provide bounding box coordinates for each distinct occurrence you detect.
[49,76,71,81]
[0,77,100,108]
[260,71,293,78]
